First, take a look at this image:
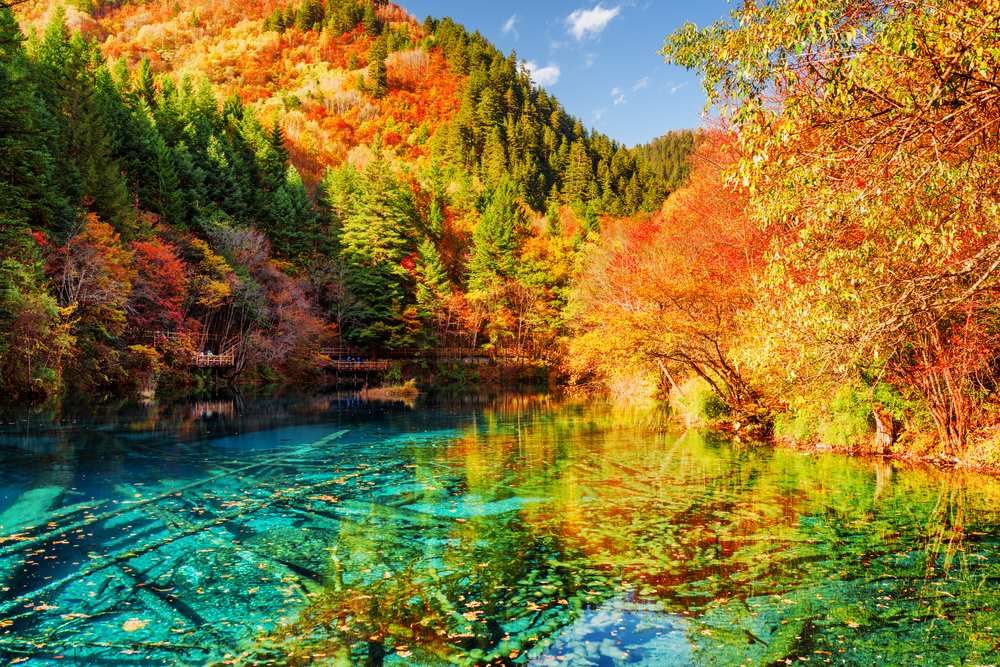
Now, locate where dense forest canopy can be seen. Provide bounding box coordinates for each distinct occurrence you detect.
[630,129,698,192]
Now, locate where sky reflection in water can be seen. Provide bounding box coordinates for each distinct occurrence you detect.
[0,388,999,666]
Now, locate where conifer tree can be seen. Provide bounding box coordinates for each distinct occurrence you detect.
[136,57,156,109]
[366,37,387,99]
[415,238,450,320]
[426,197,443,241]
[337,148,416,344]
[267,165,318,258]
[362,1,379,35]
[264,7,285,32]
[152,134,185,227]
[544,203,561,237]
[467,178,526,292]
[257,116,290,190]
[296,0,322,32]
[0,8,48,225]
[582,202,599,236]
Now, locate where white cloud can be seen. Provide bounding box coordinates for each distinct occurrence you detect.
[610,87,626,105]
[583,53,597,68]
[658,81,690,95]
[632,77,650,91]
[566,3,621,41]
[592,108,606,121]
[501,14,519,40]
[523,60,562,87]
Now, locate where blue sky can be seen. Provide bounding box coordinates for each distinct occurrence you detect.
[398,0,734,147]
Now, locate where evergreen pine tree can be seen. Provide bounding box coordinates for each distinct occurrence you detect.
[362,1,379,35]
[415,238,450,320]
[582,202,599,236]
[0,6,59,233]
[296,0,321,32]
[366,37,387,99]
[544,203,561,237]
[36,20,131,235]
[257,116,290,190]
[426,197,443,241]
[337,148,416,344]
[481,126,507,184]
[467,177,526,293]
[152,134,185,227]
[264,7,284,31]
[136,56,156,109]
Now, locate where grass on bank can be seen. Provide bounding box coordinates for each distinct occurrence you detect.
[358,380,419,401]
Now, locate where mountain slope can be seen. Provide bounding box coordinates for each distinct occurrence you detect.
[1,0,675,397]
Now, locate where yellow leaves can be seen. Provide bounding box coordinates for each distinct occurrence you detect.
[127,344,162,364]
[59,302,78,320]
[197,279,232,308]
[122,619,149,632]
[191,238,234,277]
[189,239,234,308]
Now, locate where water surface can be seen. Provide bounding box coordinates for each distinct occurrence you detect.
[1,388,998,666]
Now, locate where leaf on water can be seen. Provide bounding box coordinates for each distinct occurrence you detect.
[123,619,150,632]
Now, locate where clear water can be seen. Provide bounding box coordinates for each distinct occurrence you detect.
[1,388,999,666]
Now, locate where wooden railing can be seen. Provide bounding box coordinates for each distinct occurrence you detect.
[322,360,389,371]
[191,352,235,367]
[319,347,507,359]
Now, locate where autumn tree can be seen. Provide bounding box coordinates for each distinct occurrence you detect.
[569,131,764,412]
[127,235,188,332]
[661,0,1000,454]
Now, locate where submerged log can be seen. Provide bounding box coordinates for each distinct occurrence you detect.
[0,429,353,560]
[121,483,326,594]
[0,468,361,616]
[0,462,74,594]
[0,500,108,541]
[106,563,202,632]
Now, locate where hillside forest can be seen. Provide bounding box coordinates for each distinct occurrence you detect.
[0,0,672,398]
[3,0,996,462]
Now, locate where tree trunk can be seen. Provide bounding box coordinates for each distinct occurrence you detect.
[872,403,895,454]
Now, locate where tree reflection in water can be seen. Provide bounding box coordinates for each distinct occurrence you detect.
[1,390,1000,665]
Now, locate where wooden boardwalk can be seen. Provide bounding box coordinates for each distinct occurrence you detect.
[318,347,509,359]
[322,360,389,371]
[152,333,543,372]
[191,353,235,367]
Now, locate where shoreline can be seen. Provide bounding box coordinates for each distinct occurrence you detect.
[767,432,1000,478]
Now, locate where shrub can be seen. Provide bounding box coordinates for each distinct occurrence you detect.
[671,376,731,424]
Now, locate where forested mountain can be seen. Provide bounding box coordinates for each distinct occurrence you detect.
[631,129,698,191]
[0,0,675,398]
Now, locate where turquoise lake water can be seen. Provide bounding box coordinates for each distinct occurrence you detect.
[1,387,999,666]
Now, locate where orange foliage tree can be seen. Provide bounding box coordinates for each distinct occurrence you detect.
[569,130,767,411]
